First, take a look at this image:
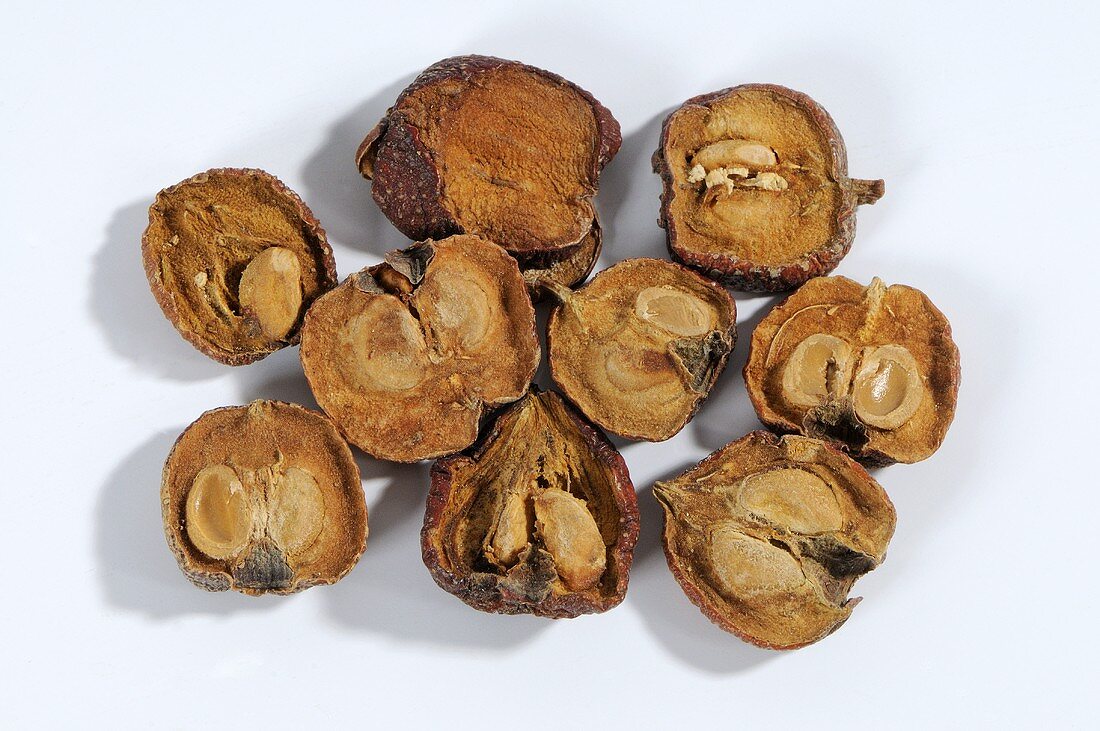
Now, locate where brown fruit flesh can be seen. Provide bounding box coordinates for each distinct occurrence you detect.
[654,85,884,292]
[357,55,621,258]
[300,235,540,463]
[423,390,639,618]
[548,258,736,441]
[142,168,337,364]
[161,401,367,595]
[744,276,961,464]
[654,431,895,649]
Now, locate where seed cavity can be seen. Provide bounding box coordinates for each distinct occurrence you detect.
[852,344,923,429]
[533,488,606,591]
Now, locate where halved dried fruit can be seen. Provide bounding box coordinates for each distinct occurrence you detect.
[745,276,960,464]
[654,431,895,649]
[300,235,540,462]
[653,84,884,292]
[142,168,337,364]
[162,400,367,595]
[548,258,736,441]
[357,55,620,261]
[423,389,638,617]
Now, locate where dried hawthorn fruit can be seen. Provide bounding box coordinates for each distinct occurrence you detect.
[423,389,639,617]
[654,430,895,649]
[548,258,736,441]
[653,84,884,292]
[142,168,337,364]
[356,55,620,269]
[300,234,540,463]
[161,400,367,595]
[745,276,960,464]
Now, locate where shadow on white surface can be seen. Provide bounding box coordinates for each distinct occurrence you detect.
[691,292,783,453]
[233,346,318,410]
[299,74,417,253]
[90,201,227,381]
[95,431,279,617]
[596,109,675,263]
[630,478,778,673]
[323,456,547,649]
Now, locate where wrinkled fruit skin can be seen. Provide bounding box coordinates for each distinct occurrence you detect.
[299,235,540,463]
[653,84,884,292]
[547,258,737,441]
[161,400,368,596]
[141,168,338,365]
[654,431,896,649]
[422,390,639,618]
[744,275,961,465]
[357,55,620,261]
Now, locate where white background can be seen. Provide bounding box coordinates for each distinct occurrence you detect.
[2,1,1097,728]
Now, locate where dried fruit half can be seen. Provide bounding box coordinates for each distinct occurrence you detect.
[356,55,620,263]
[745,276,960,464]
[654,431,895,649]
[300,235,540,462]
[142,168,337,364]
[423,389,638,617]
[653,84,884,291]
[161,400,367,595]
[548,258,736,441]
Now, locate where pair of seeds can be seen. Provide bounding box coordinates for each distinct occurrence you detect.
[145,55,959,649]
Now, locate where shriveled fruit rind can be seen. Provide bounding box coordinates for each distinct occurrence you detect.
[357,55,621,258]
[654,85,884,292]
[300,235,540,463]
[423,390,639,618]
[653,431,895,649]
[142,168,337,364]
[522,217,603,301]
[161,400,367,595]
[548,258,736,441]
[745,275,960,464]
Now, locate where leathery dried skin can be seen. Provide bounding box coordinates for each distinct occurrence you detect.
[162,401,367,595]
[745,275,960,464]
[141,168,337,364]
[423,390,639,617]
[654,85,884,291]
[300,235,539,463]
[548,258,736,441]
[654,431,895,649]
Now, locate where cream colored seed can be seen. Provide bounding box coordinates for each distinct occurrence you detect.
[533,488,606,591]
[238,246,303,340]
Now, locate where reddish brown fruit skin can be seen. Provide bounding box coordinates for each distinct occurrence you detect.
[652,84,884,293]
[657,430,876,649]
[358,55,622,252]
[141,168,338,365]
[422,392,639,618]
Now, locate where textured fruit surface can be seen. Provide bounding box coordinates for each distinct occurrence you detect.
[162,401,367,595]
[424,390,638,618]
[745,275,960,464]
[301,235,539,463]
[142,168,336,364]
[654,431,895,649]
[655,84,883,291]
